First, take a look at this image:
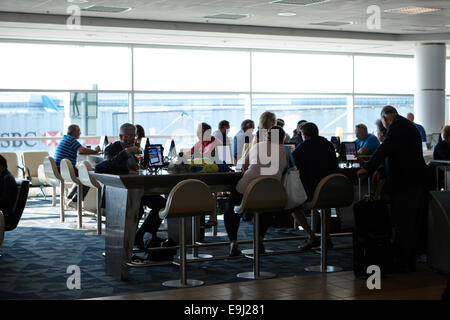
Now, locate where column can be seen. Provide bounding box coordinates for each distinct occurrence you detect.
[415,43,446,134]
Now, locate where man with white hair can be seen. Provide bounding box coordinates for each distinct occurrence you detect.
[104,123,166,250]
[358,106,429,273]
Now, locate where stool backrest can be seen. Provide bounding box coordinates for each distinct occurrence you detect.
[161,179,215,218]
[308,173,354,209]
[43,156,63,186]
[239,177,287,213]
[60,159,81,185]
[77,161,101,189]
[0,152,19,178]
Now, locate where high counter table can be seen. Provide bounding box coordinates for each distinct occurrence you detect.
[91,170,243,280]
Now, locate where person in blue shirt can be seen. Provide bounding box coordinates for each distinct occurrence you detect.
[54,124,100,207]
[355,123,380,155]
[407,113,427,142]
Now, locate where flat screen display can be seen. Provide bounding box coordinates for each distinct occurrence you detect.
[145,144,164,167]
[342,142,357,161]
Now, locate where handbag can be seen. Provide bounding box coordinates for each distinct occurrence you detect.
[282,147,307,210]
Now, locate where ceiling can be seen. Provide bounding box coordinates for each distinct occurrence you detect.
[1,0,450,55]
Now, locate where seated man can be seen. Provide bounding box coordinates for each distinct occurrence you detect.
[407,113,427,143]
[433,125,450,160]
[223,126,288,256]
[354,123,380,156]
[288,120,308,147]
[213,120,232,147]
[291,122,339,251]
[54,124,101,207]
[233,119,255,163]
[0,155,18,231]
[104,123,166,249]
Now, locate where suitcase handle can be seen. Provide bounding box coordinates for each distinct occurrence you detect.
[358,176,371,200]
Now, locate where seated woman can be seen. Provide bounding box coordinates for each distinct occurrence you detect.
[223,125,288,256]
[191,122,220,160]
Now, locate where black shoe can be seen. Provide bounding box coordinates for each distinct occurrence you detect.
[229,244,242,257]
[134,235,145,251]
[258,243,266,254]
[298,237,320,251]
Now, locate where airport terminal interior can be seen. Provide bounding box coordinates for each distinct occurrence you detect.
[0,0,450,302]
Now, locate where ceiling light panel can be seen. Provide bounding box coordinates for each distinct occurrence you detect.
[384,7,441,14]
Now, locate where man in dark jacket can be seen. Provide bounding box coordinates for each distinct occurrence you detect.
[0,155,18,231]
[292,122,339,251]
[104,123,166,250]
[358,106,429,273]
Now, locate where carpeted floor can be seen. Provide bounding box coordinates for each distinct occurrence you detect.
[0,197,354,300]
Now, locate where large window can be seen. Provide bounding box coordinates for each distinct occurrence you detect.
[133,93,248,150]
[134,48,250,92]
[252,52,353,94]
[0,41,421,159]
[354,56,414,94]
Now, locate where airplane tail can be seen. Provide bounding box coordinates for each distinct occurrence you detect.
[42,95,59,112]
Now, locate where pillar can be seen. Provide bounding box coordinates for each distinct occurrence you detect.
[415,43,446,135]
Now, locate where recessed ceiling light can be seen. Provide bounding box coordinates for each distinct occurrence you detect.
[203,13,249,20]
[67,0,89,3]
[278,12,296,17]
[385,7,441,14]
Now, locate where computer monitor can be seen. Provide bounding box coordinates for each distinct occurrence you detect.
[145,144,164,167]
[99,136,109,153]
[341,142,357,162]
[284,144,296,153]
[168,139,177,157]
[216,145,234,165]
[430,133,441,149]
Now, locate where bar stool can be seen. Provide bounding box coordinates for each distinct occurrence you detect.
[60,159,83,229]
[77,161,103,235]
[43,156,66,222]
[304,173,354,273]
[159,179,215,288]
[235,177,287,280]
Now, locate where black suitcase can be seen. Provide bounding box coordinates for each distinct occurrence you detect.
[353,178,393,277]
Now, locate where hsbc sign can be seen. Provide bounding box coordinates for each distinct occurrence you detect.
[0,131,38,148]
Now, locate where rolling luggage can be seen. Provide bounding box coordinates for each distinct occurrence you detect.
[353,177,393,277]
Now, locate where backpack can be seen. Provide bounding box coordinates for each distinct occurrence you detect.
[145,237,177,261]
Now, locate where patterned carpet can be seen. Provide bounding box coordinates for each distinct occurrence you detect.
[0,197,354,300]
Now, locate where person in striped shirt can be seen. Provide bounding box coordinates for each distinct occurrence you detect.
[54,124,100,207]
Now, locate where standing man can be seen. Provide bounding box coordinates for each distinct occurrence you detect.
[104,123,166,249]
[407,113,427,143]
[354,123,380,155]
[54,124,101,206]
[358,106,429,273]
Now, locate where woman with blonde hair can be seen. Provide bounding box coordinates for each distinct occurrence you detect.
[256,111,276,144]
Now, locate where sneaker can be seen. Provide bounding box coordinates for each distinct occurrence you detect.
[229,244,242,257]
[67,199,77,209]
[258,243,266,254]
[298,237,320,251]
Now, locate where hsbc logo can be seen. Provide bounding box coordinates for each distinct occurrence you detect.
[0,131,37,148]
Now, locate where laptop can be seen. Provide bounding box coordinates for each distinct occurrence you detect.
[341,142,357,162]
[145,144,165,168]
[99,136,109,153]
[215,145,234,165]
